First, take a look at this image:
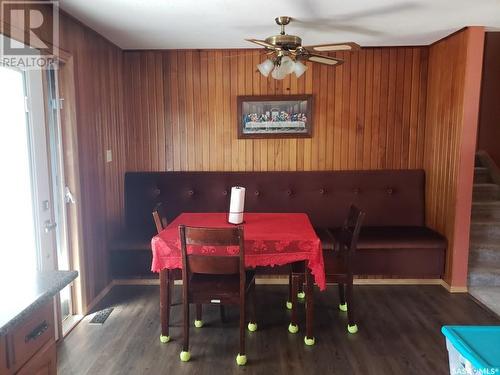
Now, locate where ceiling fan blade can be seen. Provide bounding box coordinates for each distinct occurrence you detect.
[306,42,360,52]
[307,53,344,66]
[245,39,278,50]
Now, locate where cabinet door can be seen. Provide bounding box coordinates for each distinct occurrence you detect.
[10,302,54,372]
[16,341,56,375]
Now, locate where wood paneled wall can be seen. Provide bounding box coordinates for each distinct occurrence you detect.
[123,47,429,172]
[424,27,485,288]
[58,13,126,305]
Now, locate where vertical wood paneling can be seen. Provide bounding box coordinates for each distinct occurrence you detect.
[123,47,429,173]
[423,28,485,287]
[56,13,126,307]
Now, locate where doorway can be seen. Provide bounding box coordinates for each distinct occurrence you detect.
[0,47,80,335]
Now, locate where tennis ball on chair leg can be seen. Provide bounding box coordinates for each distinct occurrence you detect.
[159,335,170,343]
[288,323,299,334]
[304,336,315,346]
[180,351,191,362]
[286,301,292,310]
[347,324,358,334]
[247,322,258,332]
[194,319,203,328]
[297,291,305,300]
[339,303,348,312]
[236,354,247,366]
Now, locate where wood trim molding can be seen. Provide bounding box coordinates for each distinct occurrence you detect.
[112,277,455,288]
[439,279,468,293]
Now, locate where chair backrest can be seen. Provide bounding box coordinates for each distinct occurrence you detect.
[179,225,245,277]
[338,205,365,254]
[152,202,168,234]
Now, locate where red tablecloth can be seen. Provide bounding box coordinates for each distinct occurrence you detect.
[151,213,325,290]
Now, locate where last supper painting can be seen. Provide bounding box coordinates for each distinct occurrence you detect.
[237,95,313,138]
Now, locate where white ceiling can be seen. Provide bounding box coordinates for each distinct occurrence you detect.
[60,0,500,49]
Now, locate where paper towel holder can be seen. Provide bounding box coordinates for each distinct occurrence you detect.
[228,186,246,225]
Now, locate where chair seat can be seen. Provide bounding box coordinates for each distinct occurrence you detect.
[188,271,255,304]
[314,227,335,250]
[329,226,446,250]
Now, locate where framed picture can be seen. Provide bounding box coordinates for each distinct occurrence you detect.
[237,95,313,139]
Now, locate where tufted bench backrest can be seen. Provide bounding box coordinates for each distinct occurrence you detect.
[124,170,426,239]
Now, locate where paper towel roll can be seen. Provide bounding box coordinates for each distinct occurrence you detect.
[228,186,246,224]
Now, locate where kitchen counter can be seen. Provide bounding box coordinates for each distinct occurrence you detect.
[0,270,78,336]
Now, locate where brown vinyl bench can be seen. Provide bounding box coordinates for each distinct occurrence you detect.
[110,170,446,279]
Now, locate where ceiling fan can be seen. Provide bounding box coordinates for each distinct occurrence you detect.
[246,16,360,79]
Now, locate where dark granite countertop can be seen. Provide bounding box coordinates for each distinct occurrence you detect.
[0,270,78,336]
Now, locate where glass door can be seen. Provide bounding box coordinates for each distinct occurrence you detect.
[0,64,57,274]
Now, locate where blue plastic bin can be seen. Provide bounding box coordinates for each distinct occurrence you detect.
[441,326,500,375]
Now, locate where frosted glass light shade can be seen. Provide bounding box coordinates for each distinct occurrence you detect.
[257,59,274,77]
[280,56,295,75]
[294,61,308,78]
[271,65,286,80]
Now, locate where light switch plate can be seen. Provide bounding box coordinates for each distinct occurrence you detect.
[106,149,112,163]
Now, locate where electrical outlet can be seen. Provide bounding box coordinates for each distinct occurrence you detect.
[106,149,112,163]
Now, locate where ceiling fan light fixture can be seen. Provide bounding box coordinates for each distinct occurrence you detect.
[257,59,274,77]
[293,61,308,78]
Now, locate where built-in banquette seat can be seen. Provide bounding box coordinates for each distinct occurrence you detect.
[110,170,446,279]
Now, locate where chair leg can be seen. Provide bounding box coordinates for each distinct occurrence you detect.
[247,283,257,332]
[338,283,347,312]
[194,304,203,328]
[159,269,171,343]
[288,274,299,334]
[297,274,305,300]
[236,297,247,365]
[287,272,293,310]
[180,302,190,361]
[346,278,358,334]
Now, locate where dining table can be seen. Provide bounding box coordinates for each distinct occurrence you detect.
[151,212,325,345]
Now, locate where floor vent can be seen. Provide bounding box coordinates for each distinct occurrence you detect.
[89,307,114,325]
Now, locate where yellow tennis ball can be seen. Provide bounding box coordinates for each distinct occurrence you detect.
[247,322,258,332]
[159,335,170,343]
[236,354,247,366]
[304,336,315,346]
[180,351,191,362]
[288,323,299,334]
[348,324,358,334]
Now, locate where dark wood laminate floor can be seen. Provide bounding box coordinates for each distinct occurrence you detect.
[58,285,499,375]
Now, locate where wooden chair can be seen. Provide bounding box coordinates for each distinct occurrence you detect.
[287,205,365,334]
[178,225,257,365]
[325,205,365,333]
[152,203,188,344]
[152,202,168,233]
